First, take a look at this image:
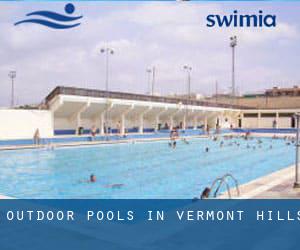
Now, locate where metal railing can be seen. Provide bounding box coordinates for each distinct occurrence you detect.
[45,86,251,109]
[209,173,240,198]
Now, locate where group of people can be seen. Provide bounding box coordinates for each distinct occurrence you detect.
[209,131,298,154]
[168,128,191,148]
[81,121,127,140]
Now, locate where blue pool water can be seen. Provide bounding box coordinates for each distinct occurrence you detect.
[0,137,295,198]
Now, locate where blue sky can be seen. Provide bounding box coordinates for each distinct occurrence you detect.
[0,2,300,106]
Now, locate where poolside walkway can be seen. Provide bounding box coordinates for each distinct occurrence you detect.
[220,165,300,199]
[0,134,212,151]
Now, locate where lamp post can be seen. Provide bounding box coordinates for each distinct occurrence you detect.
[8,71,16,108]
[100,47,114,93]
[146,68,152,95]
[183,65,192,102]
[146,67,156,95]
[215,80,218,103]
[294,113,300,188]
[230,36,237,98]
[100,47,114,136]
[183,65,192,130]
[152,66,156,96]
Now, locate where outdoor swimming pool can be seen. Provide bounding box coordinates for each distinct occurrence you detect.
[0,136,295,198]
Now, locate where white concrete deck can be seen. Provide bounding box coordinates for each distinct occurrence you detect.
[219,165,300,199]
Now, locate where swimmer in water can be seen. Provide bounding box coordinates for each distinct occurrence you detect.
[200,187,211,199]
[246,144,250,149]
[182,138,190,145]
[90,174,96,183]
[173,141,177,148]
[106,184,124,189]
[205,147,209,153]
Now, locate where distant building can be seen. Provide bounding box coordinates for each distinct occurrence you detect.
[167,93,204,100]
[265,86,300,97]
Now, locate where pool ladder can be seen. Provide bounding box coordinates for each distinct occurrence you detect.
[209,173,240,199]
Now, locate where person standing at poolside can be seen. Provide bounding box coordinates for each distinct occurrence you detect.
[272,119,277,129]
[116,121,121,135]
[33,128,41,145]
[91,125,97,140]
[104,122,107,134]
[200,187,211,199]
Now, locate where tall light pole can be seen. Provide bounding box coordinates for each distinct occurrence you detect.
[146,66,156,96]
[100,47,114,93]
[183,65,192,130]
[151,66,156,96]
[146,68,152,95]
[100,47,114,136]
[294,113,300,188]
[8,71,16,108]
[230,36,237,98]
[215,80,218,103]
[183,65,192,101]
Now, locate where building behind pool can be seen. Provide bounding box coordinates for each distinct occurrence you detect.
[0,86,300,141]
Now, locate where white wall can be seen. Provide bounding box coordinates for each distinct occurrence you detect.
[0,109,53,140]
[259,117,275,128]
[278,117,291,128]
[54,117,76,130]
[242,118,258,128]
[242,117,293,128]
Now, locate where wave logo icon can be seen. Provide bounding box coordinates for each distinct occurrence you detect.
[14,3,82,29]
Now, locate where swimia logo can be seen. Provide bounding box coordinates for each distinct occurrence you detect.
[206,10,276,28]
[14,3,83,29]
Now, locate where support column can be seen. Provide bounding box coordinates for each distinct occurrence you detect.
[138,107,152,134]
[119,105,134,135]
[70,102,90,135]
[169,116,174,130]
[154,107,168,132]
[99,112,105,135]
[121,113,125,135]
[276,112,279,129]
[182,115,186,130]
[76,113,81,134]
[204,116,208,131]
[155,115,160,132]
[258,112,261,128]
[193,116,198,130]
[139,114,144,134]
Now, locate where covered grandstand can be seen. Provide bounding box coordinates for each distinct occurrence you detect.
[45,86,242,135]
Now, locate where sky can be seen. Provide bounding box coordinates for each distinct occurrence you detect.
[0,2,300,107]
